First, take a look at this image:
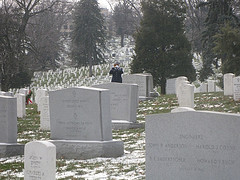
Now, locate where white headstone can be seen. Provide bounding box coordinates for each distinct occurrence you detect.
[16,93,26,118]
[200,83,208,93]
[233,76,240,101]
[38,93,48,113]
[146,111,240,180]
[177,82,194,108]
[166,78,176,94]
[224,73,235,96]
[24,141,56,180]
[40,96,50,130]
[35,89,48,109]
[175,76,188,98]
[207,80,216,92]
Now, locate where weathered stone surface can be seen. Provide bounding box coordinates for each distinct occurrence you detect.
[146,111,240,180]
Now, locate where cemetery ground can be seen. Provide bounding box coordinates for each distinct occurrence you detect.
[0,92,240,179]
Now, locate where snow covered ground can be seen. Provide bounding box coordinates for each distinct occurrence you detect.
[0,129,145,179]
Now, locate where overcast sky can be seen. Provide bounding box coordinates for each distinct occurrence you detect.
[98,0,111,9]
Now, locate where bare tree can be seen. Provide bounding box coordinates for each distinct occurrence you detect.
[26,0,73,71]
[112,0,141,47]
[0,0,64,91]
[184,0,208,53]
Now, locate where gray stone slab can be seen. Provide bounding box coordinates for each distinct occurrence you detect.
[93,83,141,127]
[112,120,144,130]
[146,111,240,180]
[0,96,17,143]
[49,140,124,160]
[0,143,24,158]
[166,78,176,94]
[122,73,158,99]
[49,87,112,141]
[49,87,124,159]
[93,83,144,130]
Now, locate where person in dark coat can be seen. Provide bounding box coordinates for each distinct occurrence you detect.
[109,61,123,83]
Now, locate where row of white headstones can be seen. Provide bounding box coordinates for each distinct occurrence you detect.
[165,73,240,109]
[31,62,131,89]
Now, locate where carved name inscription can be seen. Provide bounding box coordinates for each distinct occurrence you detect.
[147,134,237,170]
[24,141,56,180]
[233,77,240,101]
[25,155,44,179]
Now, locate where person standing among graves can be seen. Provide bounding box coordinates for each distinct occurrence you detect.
[109,61,123,83]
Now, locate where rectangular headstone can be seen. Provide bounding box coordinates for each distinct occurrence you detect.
[93,83,138,122]
[166,78,176,94]
[49,87,112,141]
[123,74,147,97]
[207,80,216,92]
[35,89,48,107]
[177,82,194,108]
[224,73,235,96]
[16,93,26,118]
[122,73,157,98]
[233,76,240,101]
[146,111,240,180]
[38,93,48,113]
[176,76,188,97]
[200,83,208,93]
[24,141,56,180]
[40,96,50,130]
[0,96,17,143]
